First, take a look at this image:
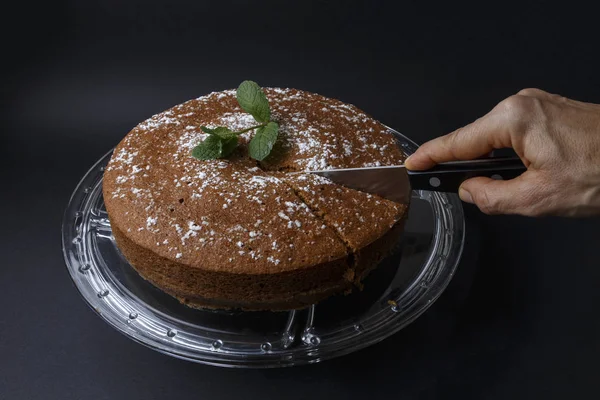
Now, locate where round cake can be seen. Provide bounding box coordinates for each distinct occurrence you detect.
[103,87,408,311]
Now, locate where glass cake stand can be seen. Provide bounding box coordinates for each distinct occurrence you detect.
[62,129,465,368]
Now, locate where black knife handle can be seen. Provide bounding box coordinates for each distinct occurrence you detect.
[407,156,527,193]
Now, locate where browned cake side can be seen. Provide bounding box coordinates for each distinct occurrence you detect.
[103,88,407,310]
[111,225,351,310]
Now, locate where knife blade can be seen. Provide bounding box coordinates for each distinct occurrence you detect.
[307,165,412,204]
[305,157,527,204]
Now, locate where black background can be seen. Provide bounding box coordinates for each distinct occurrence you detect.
[2,1,600,399]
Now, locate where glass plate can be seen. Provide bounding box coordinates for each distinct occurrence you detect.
[62,129,465,368]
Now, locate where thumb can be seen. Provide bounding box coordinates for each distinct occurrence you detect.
[459,172,548,216]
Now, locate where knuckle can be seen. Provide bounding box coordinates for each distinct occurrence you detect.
[473,188,501,215]
[517,88,546,97]
[497,95,543,136]
[499,95,533,118]
[438,128,465,160]
[446,129,463,157]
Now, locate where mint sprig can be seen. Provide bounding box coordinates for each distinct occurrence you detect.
[191,80,279,161]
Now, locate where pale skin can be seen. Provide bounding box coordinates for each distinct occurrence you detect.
[405,88,600,217]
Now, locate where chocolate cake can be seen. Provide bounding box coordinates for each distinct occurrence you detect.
[103,88,408,310]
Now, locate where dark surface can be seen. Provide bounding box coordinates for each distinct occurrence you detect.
[2,1,599,399]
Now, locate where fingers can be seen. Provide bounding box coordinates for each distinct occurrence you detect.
[458,172,553,216]
[406,93,541,171]
[405,111,513,171]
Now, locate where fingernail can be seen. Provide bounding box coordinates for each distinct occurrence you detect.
[459,187,473,204]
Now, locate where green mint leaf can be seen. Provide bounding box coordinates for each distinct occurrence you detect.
[201,126,234,137]
[220,135,238,157]
[200,126,218,134]
[210,127,239,156]
[249,121,279,161]
[236,80,271,123]
[212,127,237,139]
[191,134,223,160]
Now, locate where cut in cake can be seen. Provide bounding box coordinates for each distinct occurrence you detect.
[103,87,408,310]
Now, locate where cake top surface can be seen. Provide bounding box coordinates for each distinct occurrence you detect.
[103,88,405,274]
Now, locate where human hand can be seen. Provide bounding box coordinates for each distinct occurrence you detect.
[405,88,600,217]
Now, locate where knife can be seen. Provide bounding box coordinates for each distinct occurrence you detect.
[305,156,527,203]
